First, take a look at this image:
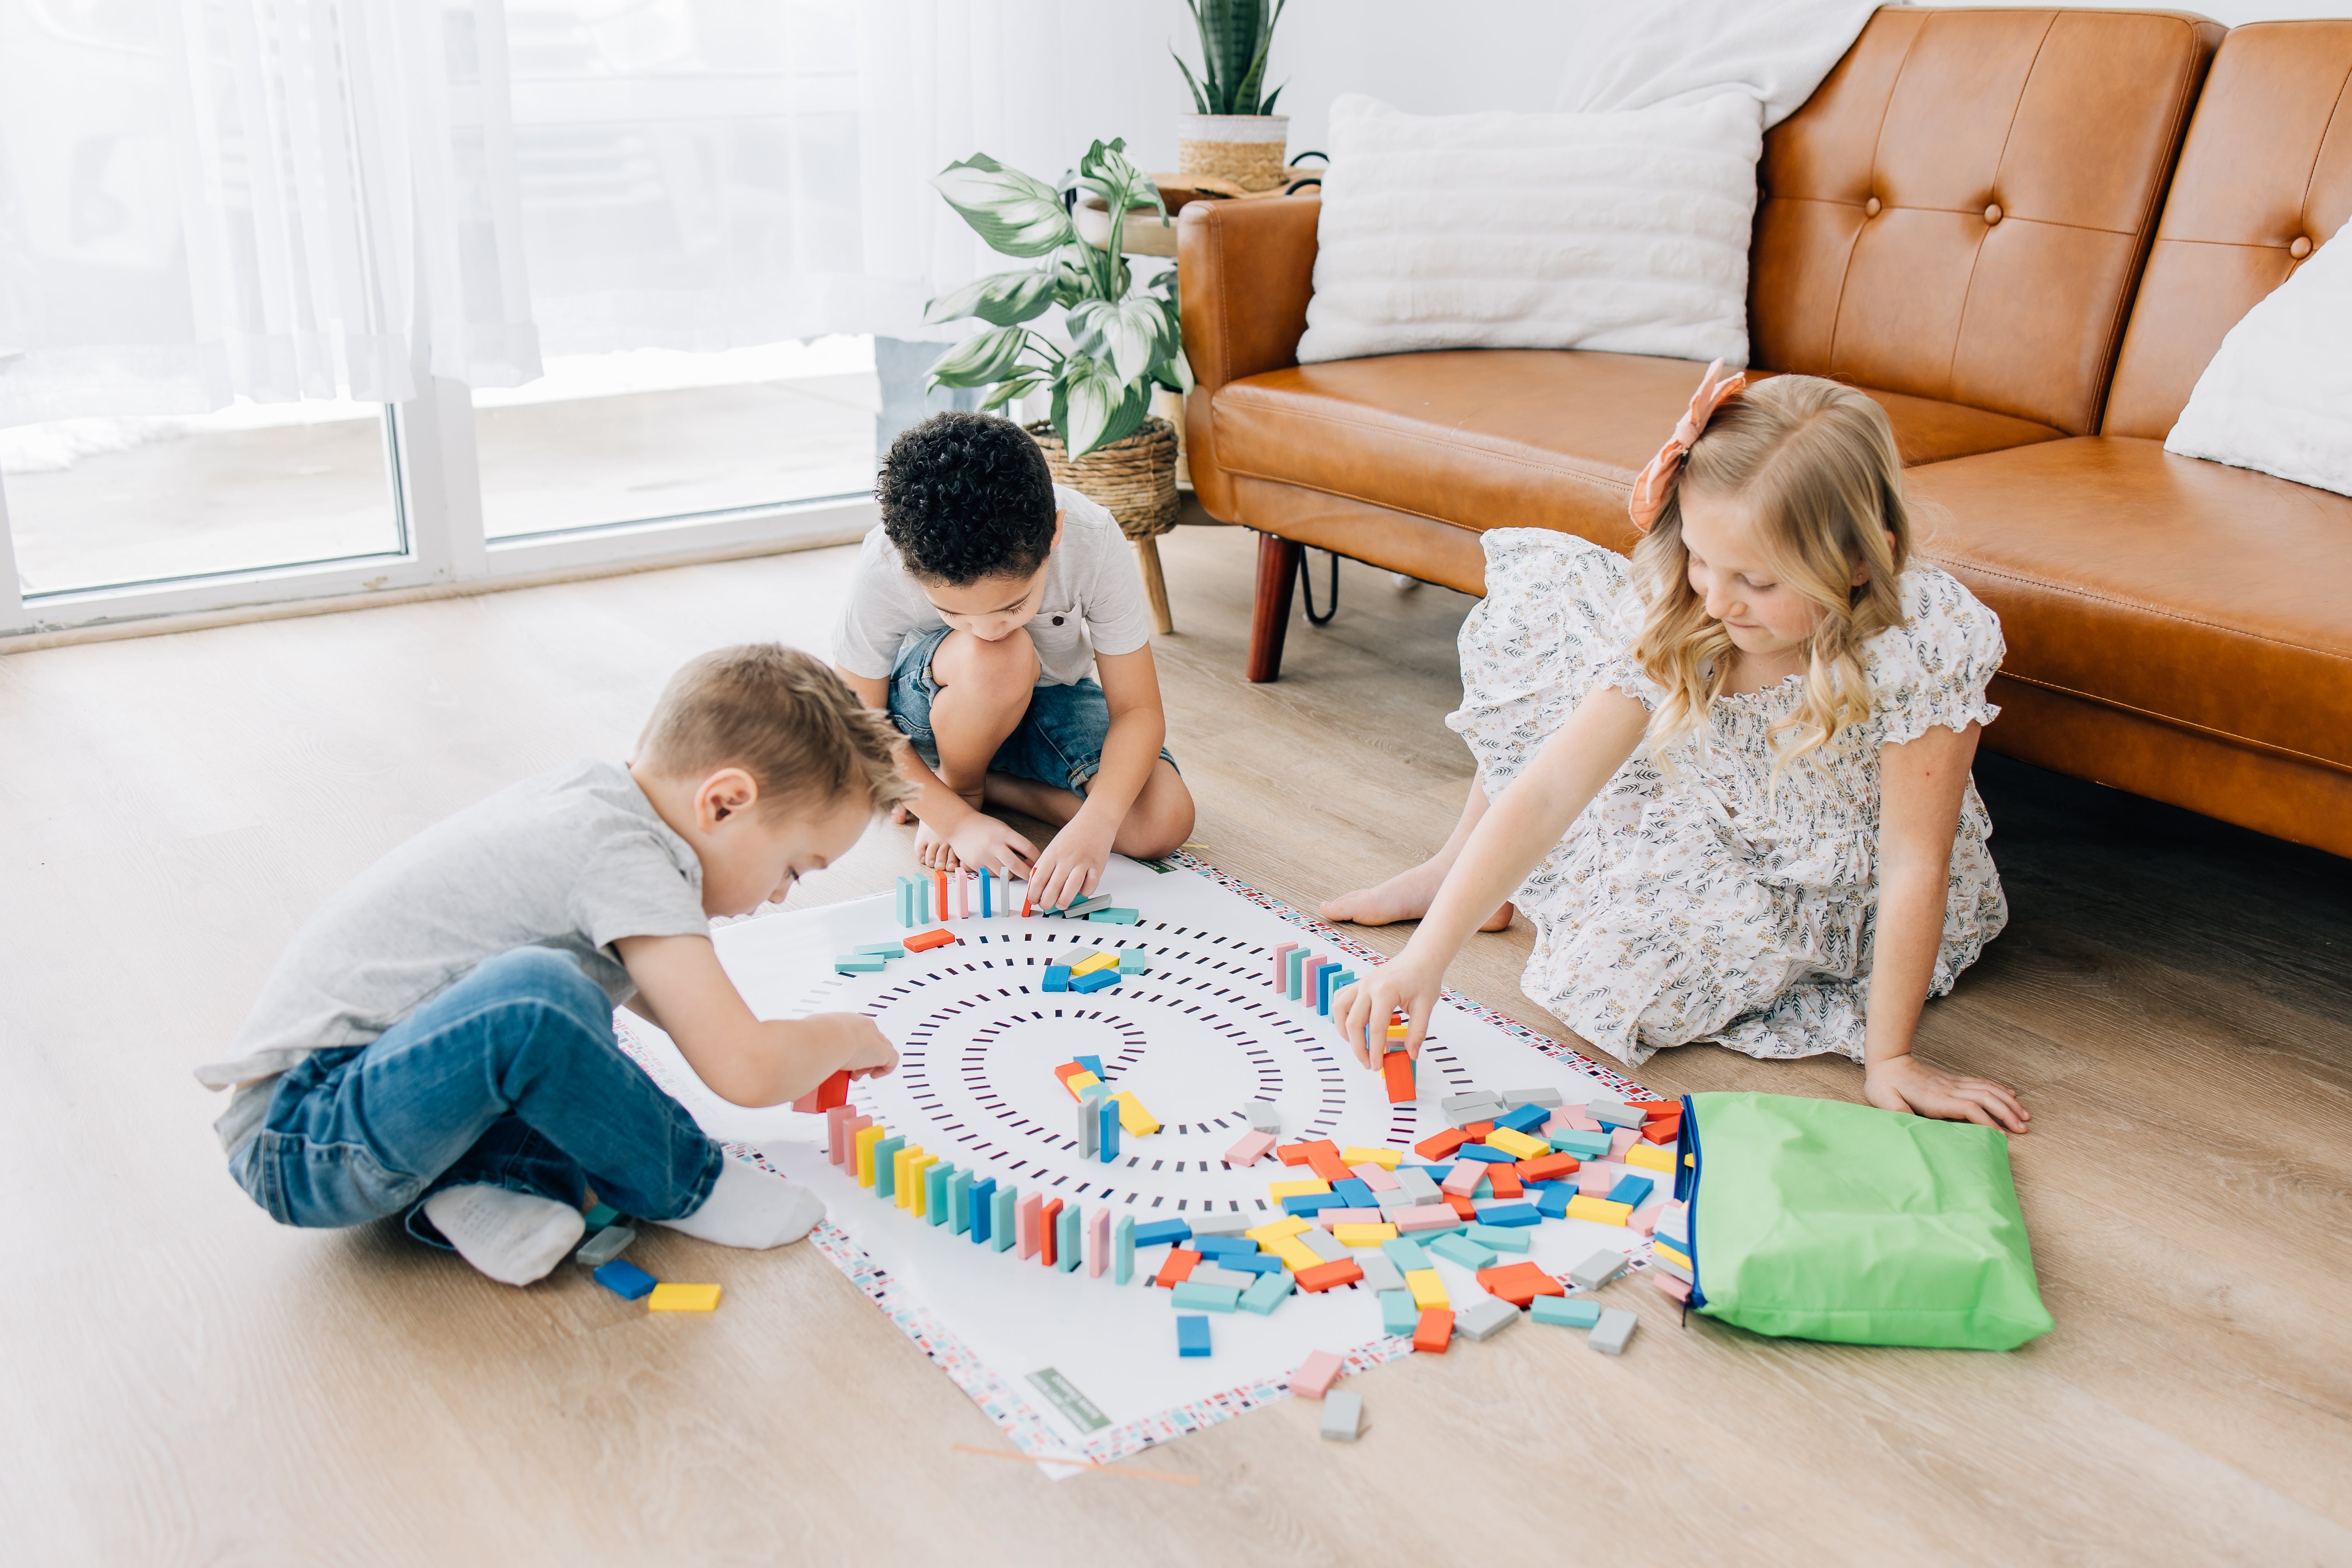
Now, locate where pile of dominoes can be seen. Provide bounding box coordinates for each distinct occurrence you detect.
[890,865,1138,928]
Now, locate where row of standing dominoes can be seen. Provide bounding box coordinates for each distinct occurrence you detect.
[1267,941,1418,1104]
[892,871,1147,929]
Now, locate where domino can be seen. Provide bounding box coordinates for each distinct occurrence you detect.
[1154,1248,1202,1288]
[1405,1269,1449,1311]
[1042,965,1071,992]
[1187,1212,1250,1238]
[1295,1259,1365,1293]
[1269,942,1298,987]
[1114,1213,1136,1283]
[1453,1295,1520,1342]
[1465,1222,1530,1253]
[1531,1295,1604,1328]
[1193,1235,1259,1257]
[1287,1349,1344,1398]
[1062,894,1114,918]
[1069,950,1119,977]
[1588,1101,1645,1129]
[1189,1265,1259,1291]
[1625,1142,1677,1175]
[1087,908,1140,924]
[1352,1254,1406,1293]
[1412,1309,1454,1354]
[576,1224,636,1269]
[1016,1193,1043,1259]
[1588,1307,1639,1355]
[1502,1087,1565,1108]
[1294,1227,1347,1264]
[871,1135,906,1198]
[1039,1198,1063,1266]
[1475,1260,1566,1306]
[1566,1195,1635,1226]
[948,1168,974,1234]
[1381,1048,1417,1104]
[1492,1102,1553,1134]
[903,928,955,953]
[1380,1289,1421,1335]
[1379,1236,1434,1273]
[1176,1315,1212,1357]
[1568,1248,1631,1291]
[1393,1166,1442,1203]
[1070,969,1119,994]
[1238,1272,1295,1315]
[1171,1281,1242,1313]
[1319,1390,1364,1442]
[1224,1130,1278,1166]
[593,1260,657,1301]
[1099,1096,1121,1163]
[1441,1092,1504,1114]
[1606,1174,1656,1209]
[1341,1146,1402,1171]
[1246,1099,1281,1134]
[1055,1202,1083,1272]
[1429,1233,1499,1271]
[648,1283,722,1312]
[1111,1090,1161,1135]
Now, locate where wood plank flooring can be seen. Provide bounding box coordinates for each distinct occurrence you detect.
[0,523,2345,1566]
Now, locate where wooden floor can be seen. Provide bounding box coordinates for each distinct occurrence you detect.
[2,524,2346,1566]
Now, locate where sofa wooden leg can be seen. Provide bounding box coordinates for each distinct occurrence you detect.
[1248,531,1301,683]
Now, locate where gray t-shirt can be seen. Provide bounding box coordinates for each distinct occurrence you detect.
[195,759,711,1150]
[833,483,1153,688]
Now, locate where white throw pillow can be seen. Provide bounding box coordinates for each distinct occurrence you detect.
[2165,215,2352,499]
[1295,92,1763,368]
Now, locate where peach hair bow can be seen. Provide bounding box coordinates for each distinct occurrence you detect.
[1627,358,1747,533]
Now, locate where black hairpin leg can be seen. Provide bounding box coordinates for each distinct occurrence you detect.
[1299,548,1340,628]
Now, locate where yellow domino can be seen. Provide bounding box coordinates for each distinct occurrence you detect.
[1485,1127,1550,1160]
[906,1153,936,1215]
[1112,1090,1160,1135]
[1062,1070,1103,1100]
[1567,1194,1634,1226]
[1247,1216,1311,1246]
[1653,1238,1692,1271]
[1341,1147,1401,1170]
[893,1146,924,1209]
[1333,1223,1398,1247]
[647,1283,722,1312]
[1625,1142,1676,1173]
[1272,1238,1324,1272]
[1268,1179,1331,1199]
[854,1124,886,1187]
[1070,950,1119,976]
[1405,1268,1449,1310]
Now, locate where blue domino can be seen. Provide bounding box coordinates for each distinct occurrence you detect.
[1606,1174,1656,1209]
[970,1177,997,1243]
[1380,1289,1420,1335]
[1536,1184,1576,1220]
[1133,1220,1192,1249]
[990,1186,1018,1252]
[1474,1202,1542,1228]
[1194,1236,1260,1257]
[1454,1143,1516,1164]
[1070,969,1119,993]
[978,867,991,918]
[1042,965,1071,992]
[1221,1252,1287,1275]
[1099,1098,1120,1163]
[1115,1213,1136,1284]
[1176,1315,1212,1357]
[1075,1055,1105,1076]
[1331,1178,1376,1208]
[593,1259,657,1300]
[1282,1193,1341,1217]
[1494,1102,1552,1133]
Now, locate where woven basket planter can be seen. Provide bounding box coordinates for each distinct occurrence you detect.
[1026,416,1180,634]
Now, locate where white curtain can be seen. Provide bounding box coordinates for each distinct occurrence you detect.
[0,0,539,428]
[0,0,1187,427]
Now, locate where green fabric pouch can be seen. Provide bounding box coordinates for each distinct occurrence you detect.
[1677,1091,2053,1351]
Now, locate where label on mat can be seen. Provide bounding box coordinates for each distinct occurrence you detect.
[1026,1368,1110,1433]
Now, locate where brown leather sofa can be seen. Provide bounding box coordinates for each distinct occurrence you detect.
[1178,10,2352,860]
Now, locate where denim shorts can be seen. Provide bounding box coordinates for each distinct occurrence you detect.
[889,625,1176,797]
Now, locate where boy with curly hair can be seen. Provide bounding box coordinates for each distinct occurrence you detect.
[835,411,1194,908]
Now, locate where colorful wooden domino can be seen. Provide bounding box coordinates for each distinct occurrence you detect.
[648,1282,722,1312]
[1176,1315,1211,1357]
[903,928,955,953]
[593,1259,658,1301]
[1114,1213,1135,1284]
[1288,1349,1344,1398]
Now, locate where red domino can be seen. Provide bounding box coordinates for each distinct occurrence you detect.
[1295,1259,1364,1293]
[1415,1129,1470,1161]
[1155,1248,1202,1288]
[1382,1049,1417,1104]
[903,928,956,952]
[1038,1199,1062,1267]
[1413,1310,1454,1354]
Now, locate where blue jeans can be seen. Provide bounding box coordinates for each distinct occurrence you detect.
[888,625,1177,797]
[229,947,723,1248]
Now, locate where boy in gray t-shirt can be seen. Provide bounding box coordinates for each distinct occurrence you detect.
[196,646,908,1288]
[834,412,1195,913]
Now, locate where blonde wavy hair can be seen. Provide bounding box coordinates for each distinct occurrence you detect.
[1630,374,1911,775]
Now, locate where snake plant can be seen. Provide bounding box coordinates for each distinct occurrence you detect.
[1175,0,1288,117]
[923,138,1184,459]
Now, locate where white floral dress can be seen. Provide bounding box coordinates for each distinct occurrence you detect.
[1448,529,2009,1068]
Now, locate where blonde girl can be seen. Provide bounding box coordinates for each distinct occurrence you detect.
[1329,367,2027,1131]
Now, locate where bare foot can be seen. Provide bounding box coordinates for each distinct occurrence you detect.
[913,818,955,870]
[1320,861,1512,931]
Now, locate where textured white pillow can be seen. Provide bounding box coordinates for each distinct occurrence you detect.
[2165,217,2352,499]
[1295,92,1763,368]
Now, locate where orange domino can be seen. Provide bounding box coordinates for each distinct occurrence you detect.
[1518,1151,1581,1183]
[1154,1247,1202,1288]
[1295,1259,1364,1293]
[1414,1128,1470,1162]
[1300,1140,1349,1182]
[1486,1165,1523,1199]
[1039,1199,1062,1267]
[1276,1142,1316,1166]
[1382,1049,1416,1104]
[1476,1260,1567,1306]
[1413,1309,1454,1354]
[1053,1062,1093,1088]
[1464,1120,1496,1138]
[903,928,956,953]
[1642,1116,1682,1145]
[1632,1100,1682,1117]
[1444,1193,1478,1221]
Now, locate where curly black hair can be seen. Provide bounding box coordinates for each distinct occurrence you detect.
[877,411,1057,586]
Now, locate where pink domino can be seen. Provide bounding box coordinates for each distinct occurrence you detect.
[1441,1160,1485,1197]
[1315,1208,1382,1229]
[1300,957,1330,1000]
[954,872,969,920]
[1629,1202,1663,1237]
[1225,1130,1278,1167]
[1578,1166,1618,1197]
[1351,1162,1399,1191]
[825,1104,854,1165]
[1287,1349,1345,1399]
[1271,943,1299,987]
[1392,1205,1459,1232]
[836,1114,873,1167]
[1651,1270,1691,1303]
[1088,1207,1112,1277]
[1609,1127,1640,1158]
[1016,1194,1043,1259]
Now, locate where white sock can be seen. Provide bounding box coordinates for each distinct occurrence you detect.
[422,1184,586,1287]
[656,1158,825,1250]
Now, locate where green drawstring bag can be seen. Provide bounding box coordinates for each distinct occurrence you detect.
[1674,1091,2053,1351]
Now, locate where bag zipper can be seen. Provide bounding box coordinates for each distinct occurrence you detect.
[1674,1091,1704,1310]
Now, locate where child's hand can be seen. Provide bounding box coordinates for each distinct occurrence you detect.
[1864,1053,2028,1133]
[808,1012,899,1080]
[921,812,1038,881]
[1028,811,1114,913]
[1332,954,1444,1069]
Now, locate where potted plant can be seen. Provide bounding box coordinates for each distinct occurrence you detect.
[1173,0,1290,191]
[923,136,1185,633]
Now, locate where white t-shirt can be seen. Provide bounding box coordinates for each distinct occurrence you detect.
[832,484,1153,688]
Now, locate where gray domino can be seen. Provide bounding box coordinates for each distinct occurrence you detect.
[1187,1212,1250,1238]
[1063,894,1114,917]
[1441,1092,1505,1113]
[575,1224,636,1268]
[1376,1192,1417,1217]
[1190,1265,1260,1291]
[1454,1295,1521,1342]
[1319,1390,1364,1441]
[1351,1254,1406,1293]
[1295,1227,1347,1264]
[1077,1096,1099,1156]
[1246,1100,1280,1134]
[1588,1308,1639,1355]
[1502,1087,1565,1108]
[1393,1168,1441,1203]
[1589,1102,1645,1129]
[1445,1105,1505,1130]
[1568,1248,1630,1291]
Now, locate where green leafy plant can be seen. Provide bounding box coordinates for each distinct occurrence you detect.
[924,138,1184,459]
[1174,0,1288,117]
